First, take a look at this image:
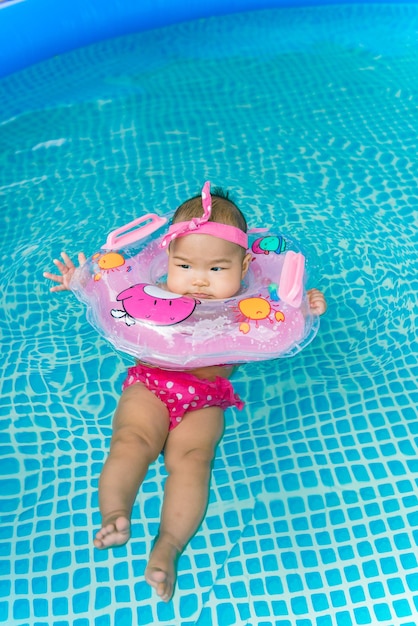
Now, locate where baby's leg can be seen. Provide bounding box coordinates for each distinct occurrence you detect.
[145,406,224,601]
[94,384,169,549]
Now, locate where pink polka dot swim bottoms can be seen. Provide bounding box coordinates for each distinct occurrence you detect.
[122,363,244,430]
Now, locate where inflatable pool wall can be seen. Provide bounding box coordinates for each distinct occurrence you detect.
[0,0,405,78]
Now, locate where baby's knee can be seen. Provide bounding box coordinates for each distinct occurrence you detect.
[166,445,216,473]
[185,445,217,465]
[111,426,161,460]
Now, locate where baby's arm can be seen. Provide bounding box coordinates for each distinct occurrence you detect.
[307,288,327,316]
[43,251,86,292]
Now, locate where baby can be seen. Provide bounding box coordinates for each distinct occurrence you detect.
[44,182,326,602]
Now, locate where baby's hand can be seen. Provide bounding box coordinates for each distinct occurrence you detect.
[307,288,327,316]
[43,252,86,292]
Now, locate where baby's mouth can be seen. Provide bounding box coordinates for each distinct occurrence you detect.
[188,292,212,299]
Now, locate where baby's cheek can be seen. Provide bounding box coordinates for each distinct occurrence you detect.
[166,274,183,294]
[217,281,238,299]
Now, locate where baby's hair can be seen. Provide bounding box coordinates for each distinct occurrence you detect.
[172,186,248,232]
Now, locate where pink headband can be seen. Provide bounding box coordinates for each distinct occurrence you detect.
[160,181,248,250]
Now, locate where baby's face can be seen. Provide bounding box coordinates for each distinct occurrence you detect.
[166,234,251,300]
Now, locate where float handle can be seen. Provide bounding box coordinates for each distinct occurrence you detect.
[103,214,168,250]
[279,250,305,308]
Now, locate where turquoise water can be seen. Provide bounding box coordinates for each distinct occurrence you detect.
[1,3,418,625]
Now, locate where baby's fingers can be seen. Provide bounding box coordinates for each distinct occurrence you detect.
[43,270,64,290]
[78,252,87,266]
[43,270,63,283]
[307,289,327,316]
[49,284,69,292]
[53,252,75,273]
[48,259,67,275]
[60,251,75,267]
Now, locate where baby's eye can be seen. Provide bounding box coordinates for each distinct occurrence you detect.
[211,266,223,272]
[178,264,190,269]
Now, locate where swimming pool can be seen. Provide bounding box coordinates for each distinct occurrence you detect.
[1,1,418,625]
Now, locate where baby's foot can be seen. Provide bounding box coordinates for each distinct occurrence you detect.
[307,288,327,316]
[93,516,131,549]
[145,535,180,602]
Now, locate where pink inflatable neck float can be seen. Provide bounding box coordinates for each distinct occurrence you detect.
[71,199,319,369]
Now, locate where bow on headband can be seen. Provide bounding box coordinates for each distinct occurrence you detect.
[160,181,248,249]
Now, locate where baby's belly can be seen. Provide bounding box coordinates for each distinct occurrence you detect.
[190,364,236,381]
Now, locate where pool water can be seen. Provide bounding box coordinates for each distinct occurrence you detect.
[1,3,418,625]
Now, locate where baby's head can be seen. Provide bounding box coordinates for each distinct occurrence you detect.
[172,186,248,233]
[162,182,252,300]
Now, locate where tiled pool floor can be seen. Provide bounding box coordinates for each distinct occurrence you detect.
[1,3,418,625]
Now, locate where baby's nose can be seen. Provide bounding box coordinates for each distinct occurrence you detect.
[193,273,209,286]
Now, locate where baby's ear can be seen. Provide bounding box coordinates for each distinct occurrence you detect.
[241,252,252,277]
